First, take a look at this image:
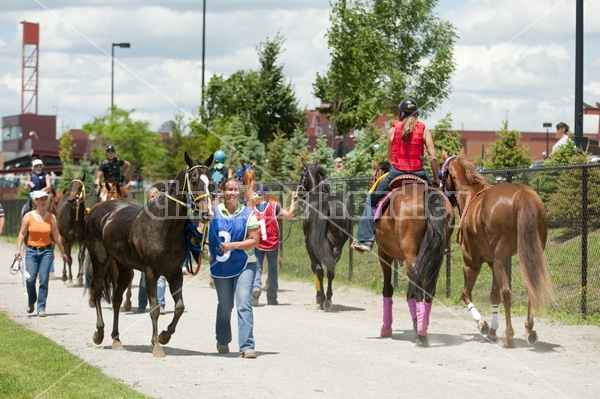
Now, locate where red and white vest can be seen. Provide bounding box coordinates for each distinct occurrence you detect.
[254,201,280,251]
[390,121,426,171]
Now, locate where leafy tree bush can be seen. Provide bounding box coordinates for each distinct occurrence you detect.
[485,119,532,169]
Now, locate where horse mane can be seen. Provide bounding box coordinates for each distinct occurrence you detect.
[457,155,490,187]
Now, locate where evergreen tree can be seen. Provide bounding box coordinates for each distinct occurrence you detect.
[485,119,532,169]
[264,131,289,182]
[77,160,96,195]
[339,125,387,178]
[311,136,335,177]
[282,125,309,181]
[58,131,75,192]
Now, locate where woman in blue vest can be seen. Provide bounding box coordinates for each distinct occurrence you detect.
[209,177,259,359]
[351,98,441,253]
[22,159,52,215]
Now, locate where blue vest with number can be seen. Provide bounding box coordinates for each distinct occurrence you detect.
[209,204,252,278]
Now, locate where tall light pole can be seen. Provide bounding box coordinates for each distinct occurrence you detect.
[111,42,131,114]
[201,0,206,109]
[543,122,552,159]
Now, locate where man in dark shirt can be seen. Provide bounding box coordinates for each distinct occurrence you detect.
[94,144,131,194]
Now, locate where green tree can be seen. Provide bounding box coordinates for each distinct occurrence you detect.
[264,131,289,182]
[484,119,532,169]
[311,136,335,177]
[282,125,309,181]
[425,113,462,175]
[339,125,387,178]
[313,0,457,135]
[83,107,167,182]
[58,131,76,192]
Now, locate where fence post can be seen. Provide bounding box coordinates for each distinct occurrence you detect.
[445,251,452,298]
[581,166,588,316]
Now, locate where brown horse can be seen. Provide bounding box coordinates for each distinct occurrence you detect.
[441,153,555,348]
[99,182,130,202]
[56,179,89,287]
[298,159,350,310]
[371,162,454,346]
[85,152,213,357]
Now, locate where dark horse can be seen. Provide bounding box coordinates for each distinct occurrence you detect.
[56,179,89,287]
[371,160,454,346]
[85,152,214,357]
[297,159,350,310]
[441,153,555,348]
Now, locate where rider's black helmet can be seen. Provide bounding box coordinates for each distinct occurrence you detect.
[106,144,116,152]
[398,98,419,117]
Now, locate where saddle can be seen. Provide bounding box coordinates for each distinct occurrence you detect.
[374,174,428,221]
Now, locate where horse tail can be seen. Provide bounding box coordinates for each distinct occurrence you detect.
[83,250,113,304]
[307,198,337,274]
[514,189,556,310]
[411,188,448,302]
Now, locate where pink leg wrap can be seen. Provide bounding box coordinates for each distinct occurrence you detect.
[407,298,417,323]
[416,301,432,336]
[380,297,393,337]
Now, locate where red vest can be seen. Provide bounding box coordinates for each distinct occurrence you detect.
[254,201,280,251]
[391,121,426,171]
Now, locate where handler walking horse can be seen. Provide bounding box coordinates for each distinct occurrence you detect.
[56,179,88,287]
[370,162,453,346]
[85,152,214,357]
[298,159,350,310]
[441,153,555,348]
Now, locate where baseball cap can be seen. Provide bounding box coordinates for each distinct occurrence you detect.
[32,159,43,167]
[32,190,49,199]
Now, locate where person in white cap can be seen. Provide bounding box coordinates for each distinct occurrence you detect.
[22,159,52,215]
[15,190,68,317]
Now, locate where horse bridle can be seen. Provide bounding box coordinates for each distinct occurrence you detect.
[236,164,254,183]
[166,165,211,214]
[440,156,459,206]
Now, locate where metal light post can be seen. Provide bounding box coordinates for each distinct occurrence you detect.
[201,0,206,109]
[543,122,552,158]
[111,42,131,114]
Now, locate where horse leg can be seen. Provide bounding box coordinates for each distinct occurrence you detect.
[312,262,325,310]
[90,254,109,345]
[323,268,334,311]
[159,272,185,349]
[123,272,133,312]
[524,300,537,345]
[462,261,489,336]
[110,264,132,350]
[378,252,394,337]
[487,264,501,342]
[492,256,514,348]
[142,271,165,357]
[75,243,85,287]
[64,241,74,286]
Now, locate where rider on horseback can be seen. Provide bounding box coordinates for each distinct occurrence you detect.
[208,150,232,191]
[351,98,441,253]
[22,159,52,215]
[94,144,131,201]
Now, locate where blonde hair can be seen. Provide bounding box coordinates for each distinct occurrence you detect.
[402,114,419,141]
[147,187,161,202]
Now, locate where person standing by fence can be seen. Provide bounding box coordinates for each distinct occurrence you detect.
[15,191,68,317]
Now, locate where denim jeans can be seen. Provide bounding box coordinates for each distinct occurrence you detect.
[356,167,427,242]
[139,272,166,310]
[25,246,53,312]
[213,262,257,353]
[254,249,279,301]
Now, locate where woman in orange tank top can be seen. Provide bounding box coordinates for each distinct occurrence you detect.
[15,190,68,317]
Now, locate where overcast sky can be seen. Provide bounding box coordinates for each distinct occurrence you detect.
[1,0,599,139]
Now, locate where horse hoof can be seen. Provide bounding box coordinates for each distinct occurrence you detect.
[380,326,393,338]
[61,274,68,282]
[123,302,132,312]
[76,278,83,287]
[112,340,123,350]
[415,335,428,347]
[323,300,332,311]
[67,281,74,288]
[526,330,538,346]
[93,332,104,345]
[486,331,498,342]
[158,331,171,345]
[478,320,490,336]
[152,347,166,358]
[503,338,515,348]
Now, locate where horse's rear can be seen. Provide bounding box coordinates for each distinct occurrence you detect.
[461,182,554,347]
[375,181,453,346]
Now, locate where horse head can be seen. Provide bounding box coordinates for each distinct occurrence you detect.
[180,151,214,223]
[441,151,489,208]
[67,179,86,206]
[104,182,128,200]
[298,158,327,198]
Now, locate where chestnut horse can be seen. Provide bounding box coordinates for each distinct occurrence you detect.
[370,162,454,346]
[298,159,350,310]
[441,153,555,348]
[85,152,213,357]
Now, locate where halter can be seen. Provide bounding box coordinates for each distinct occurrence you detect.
[166,165,211,215]
[440,155,459,196]
[235,164,254,183]
[70,179,87,221]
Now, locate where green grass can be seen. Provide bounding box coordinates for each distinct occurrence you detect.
[277,220,600,326]
[0,312,150,399]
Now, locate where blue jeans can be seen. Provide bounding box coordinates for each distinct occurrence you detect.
[138,273,166,310]
[213,262,257,353]
[356,167,427,242]
[254,249,279,301]
[25,246,54,312]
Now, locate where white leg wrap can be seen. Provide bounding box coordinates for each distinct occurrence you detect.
[467,302,481,321]
[491,305,499,330]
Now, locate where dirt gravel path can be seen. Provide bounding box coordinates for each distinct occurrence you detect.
[1,240,599,399]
